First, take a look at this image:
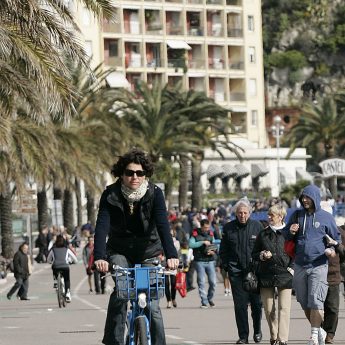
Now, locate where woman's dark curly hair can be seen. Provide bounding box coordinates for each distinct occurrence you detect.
[111,149,154,178]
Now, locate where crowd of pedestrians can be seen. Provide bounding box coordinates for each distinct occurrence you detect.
[2,178,345,345]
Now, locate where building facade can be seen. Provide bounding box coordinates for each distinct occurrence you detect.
[72,0,310,197]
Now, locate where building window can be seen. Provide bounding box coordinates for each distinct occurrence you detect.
[251,110,258,127]
[248,15,254,31]
[82,8,91,26]
[249,46,256,63]
[248,79,257,97]
[85,40,92,57]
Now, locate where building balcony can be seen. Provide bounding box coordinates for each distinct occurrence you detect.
[226,0,242,5]
[229,60,244,70]
[227,28,243,37]
[230,92,245,102]
[145,24,163,35]
[103,21,122,33]
[209,59,224,69]
[186,0,204,3]
[187,27,204,36]
[188,59,205,69]
[209,90,226,102]
[206,0,223,4]
[166,25,184,35]
[167,58,186,69]
[105,56,123,67]
[146,58,162,68]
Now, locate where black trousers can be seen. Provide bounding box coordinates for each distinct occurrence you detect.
[323,284,340,336]
[229,274,262,341]
[94,270,106,293]
[165,274,176,302]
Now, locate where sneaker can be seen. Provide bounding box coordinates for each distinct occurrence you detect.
[65,290,71,303]
[167,301,172,308]
[6,294,11,300]
[325,334,334,344]
[172,300,177,308]
[200,304,208,309]
[53,282,57,289]
[208,300,215,307]
[318,328,326,345]
[307,337,318,345]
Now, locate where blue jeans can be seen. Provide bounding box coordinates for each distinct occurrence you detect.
[102,254,166,345]
[194,260,216,305]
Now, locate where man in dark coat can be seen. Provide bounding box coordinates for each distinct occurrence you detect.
[220,198,264,344]
[7,242,30,300]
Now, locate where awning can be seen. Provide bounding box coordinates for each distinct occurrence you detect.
[206,165,224,179]
[251,164,269,179]
[166,40,192,50]
[221,164,237,178]
[279,168,293,185]
[106,72,130,89]
[234,164,250,178]
[296,167,313,181]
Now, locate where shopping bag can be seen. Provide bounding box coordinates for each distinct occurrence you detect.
[284,239,295,259]
[175,271,187,298]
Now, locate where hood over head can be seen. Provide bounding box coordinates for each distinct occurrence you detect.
[299,184,321,212]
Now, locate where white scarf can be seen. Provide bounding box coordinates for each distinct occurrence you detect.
[121,179,149,214]
[270,222,286,232]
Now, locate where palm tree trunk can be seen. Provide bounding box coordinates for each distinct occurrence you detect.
[191,153,203,210]
[63,189,74,234]
[178,156,189,209]
[75,178,82,227]
[0,184,14,258]
[86,190,96,227]
[37,187,48,232]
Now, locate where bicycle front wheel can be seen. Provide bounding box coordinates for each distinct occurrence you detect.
[134,316,149,345]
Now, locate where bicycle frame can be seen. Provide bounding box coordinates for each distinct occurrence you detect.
[114,264,166,345]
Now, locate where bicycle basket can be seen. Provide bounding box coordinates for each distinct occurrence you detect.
[115,266,165,301]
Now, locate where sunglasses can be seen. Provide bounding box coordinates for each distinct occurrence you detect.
[124,169,146,177]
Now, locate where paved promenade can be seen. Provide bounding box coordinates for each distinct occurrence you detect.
[1,247,345,345]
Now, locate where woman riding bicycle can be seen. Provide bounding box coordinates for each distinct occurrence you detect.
[94,149,179,345]
[47,234,78,302]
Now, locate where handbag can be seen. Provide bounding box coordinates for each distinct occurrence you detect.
[175,271,187,298]
[242,261,259,294]
[284,239,295,259]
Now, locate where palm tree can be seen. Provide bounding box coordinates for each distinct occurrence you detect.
[0,0,116,123]
[285,96,345,196]
[165,88,242,209]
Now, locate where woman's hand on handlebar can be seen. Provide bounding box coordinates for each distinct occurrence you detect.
[94,259,109,273]
[166,258,179,270]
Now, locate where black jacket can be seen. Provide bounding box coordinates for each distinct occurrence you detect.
[94,180,177,263]
[252,226,293,289]
[219,218,263,275]
[13,249,29,279]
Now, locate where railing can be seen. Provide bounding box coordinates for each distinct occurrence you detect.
[209,60,224,69]
[105,56,123,67]
[229,60,244,70]
[188,59,205,68]
[229,92,245,102]
[207,27,223,37]
[103,22,122,33]
[227,28,243,37]
[186,0,204,3]
[226,0,242,5]
[187,27,204,36]
[167,59,186,68]
[146,59,162,68]
[206,0,223,4]
[166,25,184,35]
[146,24,163,34]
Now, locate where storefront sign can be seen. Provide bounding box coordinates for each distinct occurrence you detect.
[319,158,345,178]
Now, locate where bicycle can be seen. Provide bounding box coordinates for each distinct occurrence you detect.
[56,271,66,308]
[111,264,171,345]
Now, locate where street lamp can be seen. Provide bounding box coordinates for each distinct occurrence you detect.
[270,115,285,195]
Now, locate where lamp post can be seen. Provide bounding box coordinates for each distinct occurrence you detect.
[270,115,285,196]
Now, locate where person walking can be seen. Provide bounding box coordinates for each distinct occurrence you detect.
[322,226,345,344]
[93,149,179,345]
[7,242,30,301]
[189,219,217,308]
[219,198,264,344]
[252,205,293,345]
[283,184,340,345]
[165,228,180,308]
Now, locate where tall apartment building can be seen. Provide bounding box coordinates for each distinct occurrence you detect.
[72,0,310,197]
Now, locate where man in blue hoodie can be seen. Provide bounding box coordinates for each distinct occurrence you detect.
[283,184,340,345]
